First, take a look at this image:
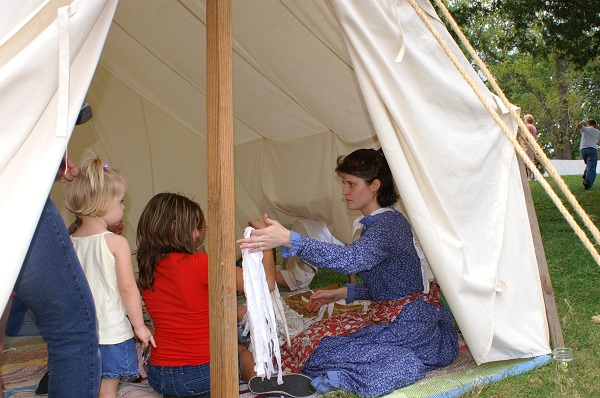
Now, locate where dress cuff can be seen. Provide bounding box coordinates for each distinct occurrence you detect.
[281,231,302,258]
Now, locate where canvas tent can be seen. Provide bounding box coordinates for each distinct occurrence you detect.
[0,0,552,383]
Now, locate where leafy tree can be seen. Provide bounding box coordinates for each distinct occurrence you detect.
[442,0,600,159]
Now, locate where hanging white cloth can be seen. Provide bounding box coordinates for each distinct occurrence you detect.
[241,227,283,384]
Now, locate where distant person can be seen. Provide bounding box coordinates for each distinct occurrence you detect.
[523,114,538,180]
[64,157,155,398]
[572,119,600,190]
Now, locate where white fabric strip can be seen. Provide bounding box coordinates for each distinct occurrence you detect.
[270,287,291,347]
[242,227,283,384]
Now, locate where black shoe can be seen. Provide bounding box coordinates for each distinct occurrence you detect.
[249,373,315,397]
[584,181,591,190]
[35,371,49,395]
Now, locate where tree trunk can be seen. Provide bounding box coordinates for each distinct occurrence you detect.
[554,56,574,159]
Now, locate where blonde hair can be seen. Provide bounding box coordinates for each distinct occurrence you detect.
[64,156,126,218]
[524,114,534,124]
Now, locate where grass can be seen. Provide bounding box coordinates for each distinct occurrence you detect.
[308,175,600,397]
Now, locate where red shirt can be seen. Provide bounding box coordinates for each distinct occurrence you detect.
[142,252,210,366]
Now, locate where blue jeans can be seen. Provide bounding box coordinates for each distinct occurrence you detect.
[6,295,41,336]
[581,147,598,187]
[148,363,211,396]
[14,198,101,397]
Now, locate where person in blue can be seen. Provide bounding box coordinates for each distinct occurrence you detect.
[238,148,458,397]
[5,295,41,337]
[9,157,101,397]
[571,119,600,190]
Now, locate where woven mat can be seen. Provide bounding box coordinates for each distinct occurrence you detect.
[1,311,525,398]
[0,336,282,398]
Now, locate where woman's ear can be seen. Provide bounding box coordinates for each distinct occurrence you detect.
[371,179,381,193]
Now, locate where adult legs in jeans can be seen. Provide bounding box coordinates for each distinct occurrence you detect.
[581,147,598,188]
[14,198,101,397]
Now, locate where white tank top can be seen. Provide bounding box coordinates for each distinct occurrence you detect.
[72,232,134,344]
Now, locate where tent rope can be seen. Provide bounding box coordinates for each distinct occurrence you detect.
[429,0,600,249]
[405,0,600,266]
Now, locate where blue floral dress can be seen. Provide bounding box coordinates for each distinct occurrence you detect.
[281,209,458,397]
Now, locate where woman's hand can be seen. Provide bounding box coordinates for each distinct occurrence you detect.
[237,213,291,253]
[307,287,348,312]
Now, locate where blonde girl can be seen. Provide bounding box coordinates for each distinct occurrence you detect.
[64,156,155,398]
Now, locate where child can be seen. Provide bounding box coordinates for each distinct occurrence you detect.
[64,157,155,398]
[136,192,276,396]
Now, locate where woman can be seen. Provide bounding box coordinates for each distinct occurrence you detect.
[238,148,458,397]
[523,114,538,180]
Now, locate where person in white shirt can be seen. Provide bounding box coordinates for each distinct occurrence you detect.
[572,119,600,190]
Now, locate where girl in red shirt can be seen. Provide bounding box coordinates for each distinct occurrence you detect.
[137,192,275,396]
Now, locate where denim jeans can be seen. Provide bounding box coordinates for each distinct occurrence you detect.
[5,295,41,336]
[581,147,598,187]
[148,363,211,396]
[14,198,101,397]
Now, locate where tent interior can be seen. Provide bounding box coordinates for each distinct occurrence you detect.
[1,0,553,391]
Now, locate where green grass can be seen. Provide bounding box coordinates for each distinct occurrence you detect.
[310,175,600,397]
[309,268,352,289]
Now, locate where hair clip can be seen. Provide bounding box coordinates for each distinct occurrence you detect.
[102,163,109,169]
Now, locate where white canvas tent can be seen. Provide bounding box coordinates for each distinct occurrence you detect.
[0,0,551,381]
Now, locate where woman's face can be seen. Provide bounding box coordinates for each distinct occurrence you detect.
[339,173,381,216]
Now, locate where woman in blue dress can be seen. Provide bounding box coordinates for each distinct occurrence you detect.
[238,148,458,396]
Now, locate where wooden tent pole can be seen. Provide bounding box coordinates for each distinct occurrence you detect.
[518,157,565,349]
[206,0,237,395]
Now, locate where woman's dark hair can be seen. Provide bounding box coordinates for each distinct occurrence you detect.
[137,192,205,290]
[335,148,399,207]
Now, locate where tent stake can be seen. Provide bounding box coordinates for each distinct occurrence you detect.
[518,157,565,349]
[207,0,238,395]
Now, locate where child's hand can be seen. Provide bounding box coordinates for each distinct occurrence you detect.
[248,216,268,229]
[134,325,156,350]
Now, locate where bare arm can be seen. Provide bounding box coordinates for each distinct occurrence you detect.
[108,234,155,349]
[236,217,277,291]
[235,250,276,292]
[237,213,292,253]
[571,123,583,140]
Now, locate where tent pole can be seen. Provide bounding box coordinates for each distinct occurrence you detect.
[518,156,565,349]
[206,0,237,395]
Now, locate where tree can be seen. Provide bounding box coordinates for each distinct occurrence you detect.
[443,0,600,159]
